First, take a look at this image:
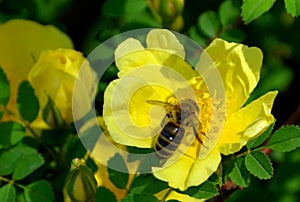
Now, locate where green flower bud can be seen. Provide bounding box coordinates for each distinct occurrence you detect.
[152,0,184,29]
[65,159,97,202]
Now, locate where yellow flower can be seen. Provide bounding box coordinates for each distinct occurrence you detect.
[103,29,277,191]
[28,48,97,128]
[0,19,73,124]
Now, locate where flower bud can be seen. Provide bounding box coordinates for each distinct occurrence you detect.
[152,0,184,30]
[65,159,97,202]
[28,48,97,129]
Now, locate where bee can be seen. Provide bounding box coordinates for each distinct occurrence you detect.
[147,98,203,159]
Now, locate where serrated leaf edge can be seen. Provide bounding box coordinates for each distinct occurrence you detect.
[266,125,300,152]
[245,151,273,180]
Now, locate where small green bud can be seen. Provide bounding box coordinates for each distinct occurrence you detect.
[152,0,184,30]
[65,159,97,202]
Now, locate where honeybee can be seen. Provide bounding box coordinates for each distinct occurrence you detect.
[147,98,203,159]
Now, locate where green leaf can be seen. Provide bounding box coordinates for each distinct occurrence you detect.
[122,174,156,202]
[219,28,246,43]
[188,26,208,47]
[95,187,117,202]
[247,123,274,149]
[219,0,240,27]
[24,180,54,202]
[245,151,273,179]
[0,122,25,149]
[266,125,300,152]
[107,153,129,189]
[166,200,180,202]
[197,10,221,38]
[134,194,158,202]
[130,174,156,190]
[142,178,169,195]
[102,0,125,17]
[0,184,16,202]
[124,0,149,22]
[42,95,65,128]
[241,0,276,24]
[285,0,300,17]
[181,181,218,199]
[17,81,39,122]
[0,144,31,175]
[0,66,10,119]
[12,152,44,180]
[229,157,251,187]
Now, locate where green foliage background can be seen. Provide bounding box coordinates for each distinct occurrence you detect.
[0,0,300,201]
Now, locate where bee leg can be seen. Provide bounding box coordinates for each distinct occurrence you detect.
[191,126,203,144]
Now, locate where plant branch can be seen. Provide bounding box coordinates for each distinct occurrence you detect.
[0,176,26,189]
[212,104,300,201]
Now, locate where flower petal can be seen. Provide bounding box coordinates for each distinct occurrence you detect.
[146,29,185,58]
[115,30,193,83]
[0,19,73,122]
[103,79,164,148]
[196,38,263,114]
[115,38,157,78]
[153,145,221,191]
[156,189,205,202]
[219,91,278,155]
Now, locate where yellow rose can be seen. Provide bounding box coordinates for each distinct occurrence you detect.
[28,48,97,128]
[0,19,73,124]
[103,29,277,192]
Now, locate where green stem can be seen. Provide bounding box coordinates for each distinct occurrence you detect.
[229,147,264,160]
[0,176,26,189]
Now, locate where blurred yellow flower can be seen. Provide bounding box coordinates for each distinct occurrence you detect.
[0,19,73,124]
[103,29,277,192]
[28,48,97,128]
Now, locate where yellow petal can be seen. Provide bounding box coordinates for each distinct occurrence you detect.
[0,19,73,122]
[115,38,144,60]
[153,145,221,191]
[103,79,158,147]
[196,38,263,114]
[115,38,157,78]
[115,30,194,83]
[28,49,96,128]
[156,189,205,202]
[219,91,278,155]
[146,29,185,58]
